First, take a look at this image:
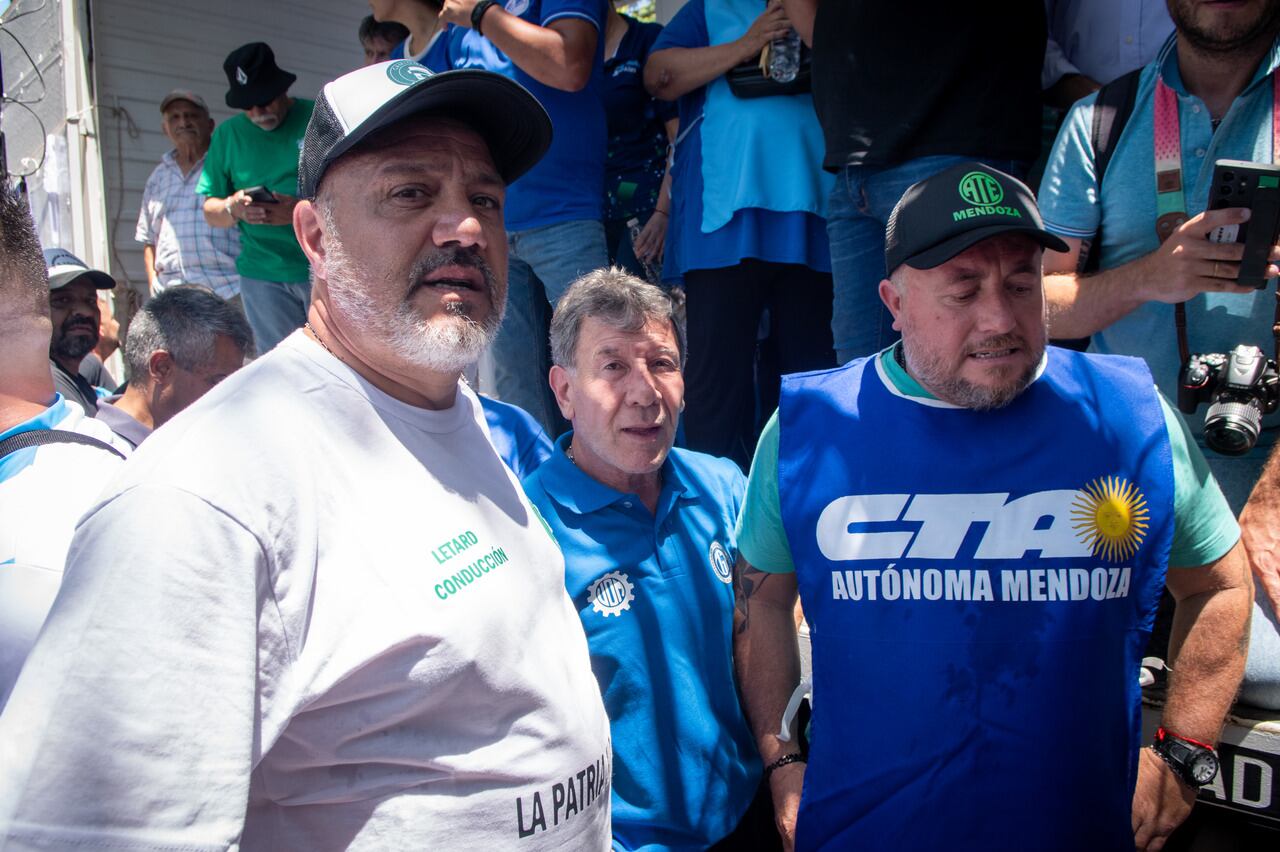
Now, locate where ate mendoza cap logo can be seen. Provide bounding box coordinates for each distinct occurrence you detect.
[957,171,1004,207]
[883,161,1069,272]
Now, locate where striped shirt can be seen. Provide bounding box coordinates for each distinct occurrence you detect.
[136,151,240,299]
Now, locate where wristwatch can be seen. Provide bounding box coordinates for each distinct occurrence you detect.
[1151,727,1219,788]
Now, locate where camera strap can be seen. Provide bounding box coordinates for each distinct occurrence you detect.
[1152,73,1280,364]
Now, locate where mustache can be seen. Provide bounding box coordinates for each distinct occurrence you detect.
[409,247,496,296]
[964,334,1026,355]
[61,315,97,332]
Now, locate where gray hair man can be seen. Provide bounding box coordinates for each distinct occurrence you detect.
[523,268,767,849]
[95,286,252,449]
[0,61,612,849]
[136,90,240,301]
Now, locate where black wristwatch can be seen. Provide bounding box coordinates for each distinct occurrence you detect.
[1151,727,1219,788]
[472,0,499,36]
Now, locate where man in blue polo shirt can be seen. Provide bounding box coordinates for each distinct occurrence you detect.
[523,268,766,850]
[734,163,1252,851]
[1038,1,1280,709]
[438,0,609,433]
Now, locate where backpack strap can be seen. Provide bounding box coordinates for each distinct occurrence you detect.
[1082,67,1143,274]
[0,429,126,462]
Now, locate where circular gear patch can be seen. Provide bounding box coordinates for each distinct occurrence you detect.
[588,570,635,617]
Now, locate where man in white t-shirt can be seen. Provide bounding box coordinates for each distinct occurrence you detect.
[0,188,126,710]
[0,61,612,851]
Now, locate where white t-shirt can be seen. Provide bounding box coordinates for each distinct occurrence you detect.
[0,398,126,709]
[0,333,612,851]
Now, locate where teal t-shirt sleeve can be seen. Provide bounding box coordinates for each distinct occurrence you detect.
[734,410,795,574]
[1037,92,1103,240]
[195,128,232,199]
[1163,393,1241,567]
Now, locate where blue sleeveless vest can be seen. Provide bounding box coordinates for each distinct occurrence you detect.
[778,349,1174,851]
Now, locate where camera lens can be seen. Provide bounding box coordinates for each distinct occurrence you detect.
[1204,398,1263,456]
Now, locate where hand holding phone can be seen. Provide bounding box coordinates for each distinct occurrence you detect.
[1207,159,1280,289]
[243,185,279,204]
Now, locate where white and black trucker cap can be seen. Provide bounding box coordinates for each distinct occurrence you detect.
[298,59,553,199]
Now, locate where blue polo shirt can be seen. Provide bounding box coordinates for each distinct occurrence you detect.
[479,395,552,479]
[1039,34,1280,509]
[441,0,608,231]
[522,434,761,851]
[652,0,830,283]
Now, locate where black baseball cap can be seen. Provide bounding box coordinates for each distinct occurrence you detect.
[223,42,297,110]
[297,60,553,199]
[884,162,1068,273]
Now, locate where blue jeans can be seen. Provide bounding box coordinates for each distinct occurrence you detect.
[239,277,311,356]
[491,219,608,433]
[827,155,1027,364]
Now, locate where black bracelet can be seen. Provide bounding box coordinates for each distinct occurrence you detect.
[472,0,498,36]
[763,753,806,780]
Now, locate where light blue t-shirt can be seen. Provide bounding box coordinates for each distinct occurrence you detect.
[1038,33,1280,509]
[522,435,761,851]
[439,1,608,231]
[651,0,831,282]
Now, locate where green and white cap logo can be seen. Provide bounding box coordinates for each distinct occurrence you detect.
[386,59,432,87]
[958,171,1004,207]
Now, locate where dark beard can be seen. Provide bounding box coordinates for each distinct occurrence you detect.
[51,320,98,362]
[1169,0,1280,54]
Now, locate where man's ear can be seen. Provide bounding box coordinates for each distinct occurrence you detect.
[294,199,327,273]
[149,350,175,385]
[548,364,575,422]
[879,278,905,332]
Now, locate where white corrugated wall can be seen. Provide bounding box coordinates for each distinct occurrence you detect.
[92,0,363,295]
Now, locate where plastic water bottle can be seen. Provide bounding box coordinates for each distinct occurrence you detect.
[769,28,801,84]
[627,217,661,284]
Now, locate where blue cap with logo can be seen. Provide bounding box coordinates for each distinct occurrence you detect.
[297,60,553,199]
[884,162,1069,274]
[43,248,116,291]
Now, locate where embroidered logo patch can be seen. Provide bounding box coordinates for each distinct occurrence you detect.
[588,571,635,617]
[386,59,433,86]
[709,541,733,584]
[958,171,1003,207]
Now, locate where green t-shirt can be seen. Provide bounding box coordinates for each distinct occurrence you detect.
[197,98,315,283]
[736,348,1240,573]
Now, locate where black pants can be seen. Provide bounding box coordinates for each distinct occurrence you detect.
[683,259,835,469]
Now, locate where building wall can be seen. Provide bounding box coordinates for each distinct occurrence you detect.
[92,0,364,294]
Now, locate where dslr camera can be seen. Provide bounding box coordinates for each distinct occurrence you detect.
[1178,345,1280,456]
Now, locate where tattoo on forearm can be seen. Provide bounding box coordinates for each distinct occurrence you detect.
[733,563,771,635]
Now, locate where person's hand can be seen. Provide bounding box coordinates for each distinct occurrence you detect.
[739,0,791,62]
[255,192,299,226]
[632,210,668,265]
[1132,747,1197,851]
[225,190,253,223]
[768,761,805,852]
[440,0,482,28]
[1135,207,1280,304]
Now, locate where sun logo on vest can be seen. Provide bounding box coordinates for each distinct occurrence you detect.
[708,541,733,585]
[1071,476,1149,562]
[588,571,635,617]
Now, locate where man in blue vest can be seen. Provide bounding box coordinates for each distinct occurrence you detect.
[523,268,767,849]
[732,162,1253,852]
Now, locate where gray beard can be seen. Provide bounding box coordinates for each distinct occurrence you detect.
[323,239,504,375]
